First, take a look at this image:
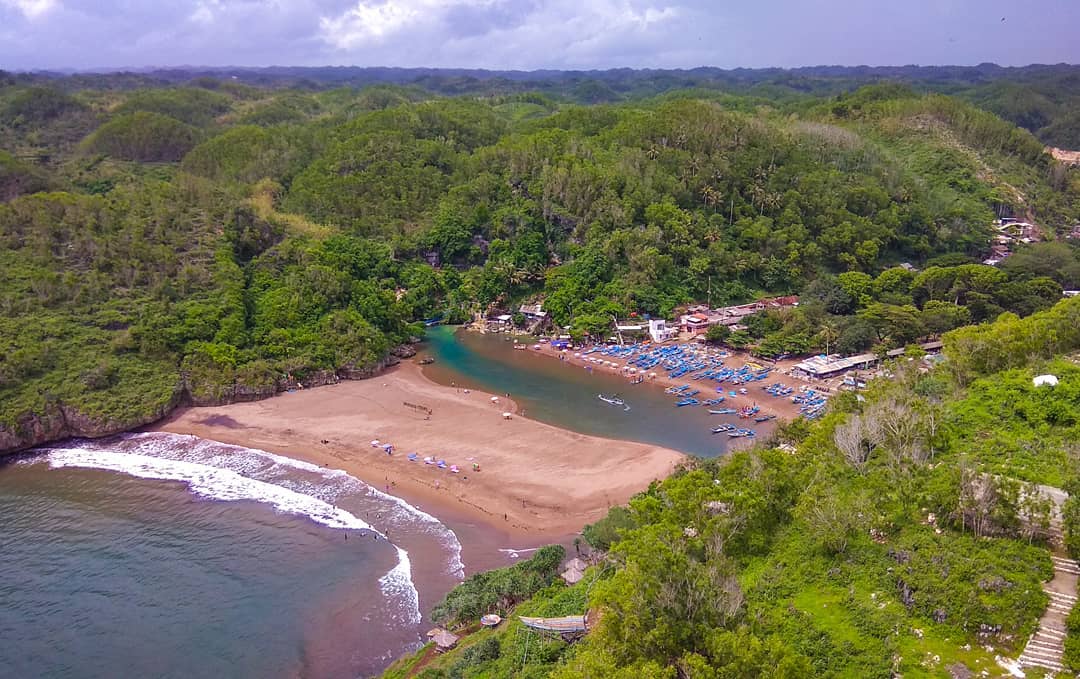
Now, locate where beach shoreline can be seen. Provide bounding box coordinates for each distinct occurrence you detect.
[153,361,686,561]
[475,334,820,423]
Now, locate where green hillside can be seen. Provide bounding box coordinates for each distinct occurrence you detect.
[0,74,1078,456]
[383,298,1080,678]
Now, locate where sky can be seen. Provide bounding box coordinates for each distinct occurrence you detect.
[0,0,1077,72]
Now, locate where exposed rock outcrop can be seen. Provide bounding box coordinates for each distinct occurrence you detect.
[0,346,413,456]
[0,385,184,454]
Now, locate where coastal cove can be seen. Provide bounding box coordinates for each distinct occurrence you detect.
[0,330,785,678]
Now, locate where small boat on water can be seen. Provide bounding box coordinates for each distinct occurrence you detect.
[711,424,734,434]
[709,408,737,415]
[676,398,699,407]
[419,357,435,365]
[754,414,776,423]
[598,394,626,406]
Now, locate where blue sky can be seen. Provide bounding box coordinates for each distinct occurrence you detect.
[1,0,1077,71]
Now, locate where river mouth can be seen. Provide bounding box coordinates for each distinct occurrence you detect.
[417,326,765,458]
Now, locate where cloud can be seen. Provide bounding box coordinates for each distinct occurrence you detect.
[2,0,59,19]
[317,0,684,68]
[0,0,1076,71]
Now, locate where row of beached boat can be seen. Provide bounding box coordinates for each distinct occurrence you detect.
[576,341,830,422]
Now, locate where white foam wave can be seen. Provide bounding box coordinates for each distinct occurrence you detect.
[44,448,375,531]
[41,447,422,624]
[115,432,465,579]
[498,547,541,559]
[366,485,464,579]
[380,547,421,626]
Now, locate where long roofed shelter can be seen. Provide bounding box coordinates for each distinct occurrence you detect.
[792,353,878,379]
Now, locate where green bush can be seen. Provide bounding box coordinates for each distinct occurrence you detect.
[429,545,565,627]
[1065,603,1080,672]
[82,112,198,162]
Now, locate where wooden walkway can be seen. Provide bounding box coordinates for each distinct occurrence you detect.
[1017,553,1078,674]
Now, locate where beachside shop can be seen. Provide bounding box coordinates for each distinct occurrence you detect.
[791,353,879,380]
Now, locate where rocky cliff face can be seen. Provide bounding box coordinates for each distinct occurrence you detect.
[0,386,184,454]
[0,348,410,456]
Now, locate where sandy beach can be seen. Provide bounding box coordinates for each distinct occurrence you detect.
[155,362,685,546]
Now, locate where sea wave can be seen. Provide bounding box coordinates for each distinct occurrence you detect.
[30,433,472,627]
[43,448,378,531]
[81,432,465,579]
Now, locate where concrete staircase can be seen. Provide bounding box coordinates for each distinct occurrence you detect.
[1017,554,1079,675]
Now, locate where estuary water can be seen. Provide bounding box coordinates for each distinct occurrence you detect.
[420,325,736,458]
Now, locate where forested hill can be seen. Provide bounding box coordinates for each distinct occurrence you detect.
[1,73,1080,452]
[9,63,1080,146]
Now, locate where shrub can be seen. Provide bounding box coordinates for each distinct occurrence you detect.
[430,545,565,627]
[82,112,198,162]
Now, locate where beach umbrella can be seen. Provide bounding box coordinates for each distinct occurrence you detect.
[491,396,499,402]
[502,412,512,419]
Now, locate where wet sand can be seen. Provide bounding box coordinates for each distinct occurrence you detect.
[155,362,685,547]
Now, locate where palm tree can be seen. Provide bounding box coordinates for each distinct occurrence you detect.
[701,185,721,211]
[819,322,840,358]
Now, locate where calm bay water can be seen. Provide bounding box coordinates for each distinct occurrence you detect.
[0,434,466,679]
[420,326,740,457]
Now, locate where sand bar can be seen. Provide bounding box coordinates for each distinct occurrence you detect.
[155,361,686,541]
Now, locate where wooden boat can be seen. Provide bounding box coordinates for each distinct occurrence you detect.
[598,394,625,406]
[481,614,502,627]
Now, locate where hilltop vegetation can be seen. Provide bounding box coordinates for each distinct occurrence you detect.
[384,298,1080,678]
[0,70,1078,455]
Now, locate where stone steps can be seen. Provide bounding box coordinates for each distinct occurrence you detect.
[1017,554,1077,676]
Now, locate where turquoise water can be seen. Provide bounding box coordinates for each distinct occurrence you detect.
[0,434,467,679]
[421,326,755,457]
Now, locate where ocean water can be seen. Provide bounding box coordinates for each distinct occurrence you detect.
[0,433,465,679]
[421,325,756,457]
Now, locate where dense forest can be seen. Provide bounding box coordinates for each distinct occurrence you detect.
[384,298,1080,678]
[1,67,1079,455]
[2,65,1080,676]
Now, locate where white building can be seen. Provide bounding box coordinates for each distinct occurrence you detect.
[649,319,677,343]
